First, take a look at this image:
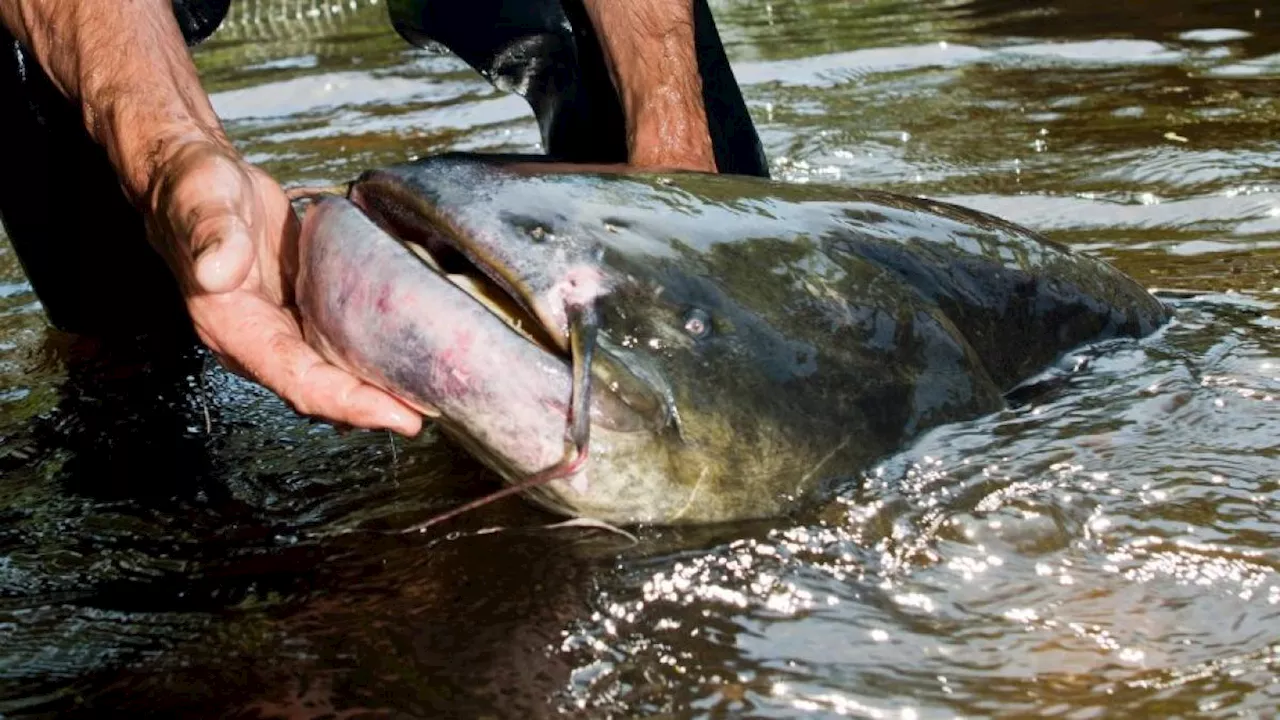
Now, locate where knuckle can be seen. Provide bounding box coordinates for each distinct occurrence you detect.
[290,396,317,418]
[265,332,294,358]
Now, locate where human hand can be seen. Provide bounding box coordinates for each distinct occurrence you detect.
[0,0,422,436]
[144,137,424,437]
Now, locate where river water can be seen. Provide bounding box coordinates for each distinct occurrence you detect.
[1,0,1278,717]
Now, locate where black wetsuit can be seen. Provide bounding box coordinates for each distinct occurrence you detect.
[0,0,765,340]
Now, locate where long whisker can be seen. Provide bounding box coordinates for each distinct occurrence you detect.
[567,303,599,457]
[399,442,589,534]
[400,302,600,534]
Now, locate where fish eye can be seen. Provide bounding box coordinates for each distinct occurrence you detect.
[683,308,712,339]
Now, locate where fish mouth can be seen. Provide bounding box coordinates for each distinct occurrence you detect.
[346,177,568,365]
[293,183,654,530]
[320,170,670,441]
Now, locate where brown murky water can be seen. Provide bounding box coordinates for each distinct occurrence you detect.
[2,0,1279,717]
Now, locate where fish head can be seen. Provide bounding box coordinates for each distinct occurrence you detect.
[299,153,872,525]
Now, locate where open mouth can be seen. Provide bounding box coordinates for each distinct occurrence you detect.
[345,181,568,364]
[293,175,680,531]
[292,177,671,442]
[291,180,603,531]
[341,180,674,439]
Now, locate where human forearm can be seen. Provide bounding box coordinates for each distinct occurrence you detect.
[0,0,228,203]
[581,0,716,171]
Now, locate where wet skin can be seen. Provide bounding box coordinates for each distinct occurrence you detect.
[295,152,1172,527]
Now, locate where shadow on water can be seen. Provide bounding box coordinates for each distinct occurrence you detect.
[0,332,772,718]
[38,530,616,718]
[0,333,665,717]
[1,0,1279,717]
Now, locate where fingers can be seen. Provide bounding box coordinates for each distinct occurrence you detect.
[149,139,422,437]
[150,143,260,294]
[190,212,256,294]
[192,293,424,438]
[286,348,425,438]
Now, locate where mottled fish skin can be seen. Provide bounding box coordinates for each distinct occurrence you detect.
[296,153,1171,526]
[297,194,645,481]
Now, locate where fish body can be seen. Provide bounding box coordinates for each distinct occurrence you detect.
[295,153,1171,526]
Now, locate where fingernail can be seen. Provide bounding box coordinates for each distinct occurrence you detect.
[195,255,229,293]
[388,407,420,437]
[194,217,250,292]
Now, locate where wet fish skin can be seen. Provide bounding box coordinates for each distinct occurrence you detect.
[295,153,1172,526]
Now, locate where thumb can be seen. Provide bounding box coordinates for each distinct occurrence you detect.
[189,210,255,294]
[149,141,261,295]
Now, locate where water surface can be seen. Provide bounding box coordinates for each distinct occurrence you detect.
[2,0,1278,716]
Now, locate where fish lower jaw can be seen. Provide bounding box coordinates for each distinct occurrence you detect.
[432,422,668,525]
[504,456,721,525]
[300,314,443,418]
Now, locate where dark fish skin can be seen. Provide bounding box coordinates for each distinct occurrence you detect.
[296,153,1172,526]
